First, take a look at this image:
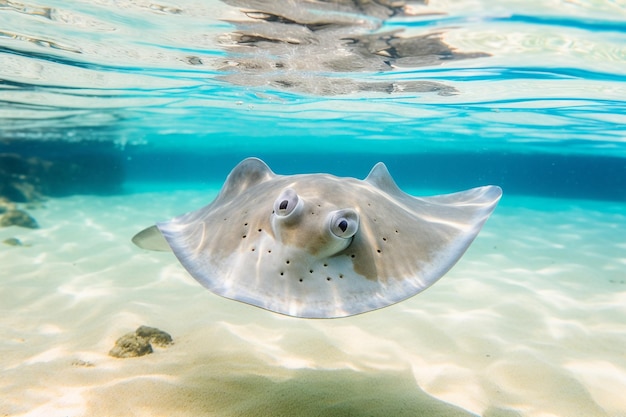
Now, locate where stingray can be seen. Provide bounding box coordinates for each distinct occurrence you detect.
[132,158,502,318]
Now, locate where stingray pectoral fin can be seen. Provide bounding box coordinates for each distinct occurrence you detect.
[132,225,172,252]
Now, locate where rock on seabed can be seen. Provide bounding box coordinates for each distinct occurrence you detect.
[109,326,173,359]
[0,209,39,229]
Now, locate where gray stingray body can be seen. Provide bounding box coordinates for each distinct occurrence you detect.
[133,158,502,318]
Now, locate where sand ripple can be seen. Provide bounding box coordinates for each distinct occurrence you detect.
[1,192,625,416]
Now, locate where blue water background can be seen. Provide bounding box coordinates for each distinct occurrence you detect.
[1,0,625,200]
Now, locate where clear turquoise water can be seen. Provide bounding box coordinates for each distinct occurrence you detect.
[2,1,626,416]
[1,0,625,199]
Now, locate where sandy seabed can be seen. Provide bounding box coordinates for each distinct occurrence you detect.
[1,188,625,417]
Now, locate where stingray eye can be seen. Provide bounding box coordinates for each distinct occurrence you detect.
[274,188,300,217]
[329,209,359,239]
